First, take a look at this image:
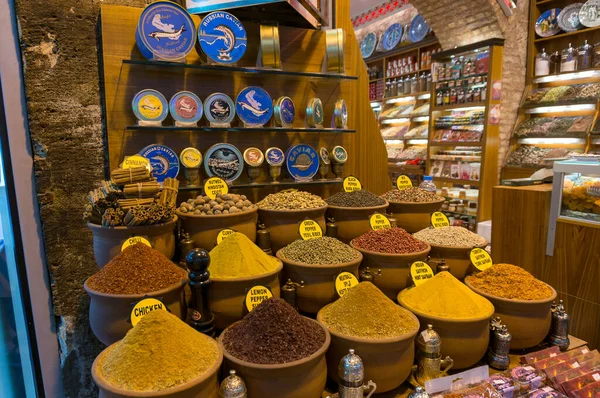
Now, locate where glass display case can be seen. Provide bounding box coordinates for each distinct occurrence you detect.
[546,159,600,255]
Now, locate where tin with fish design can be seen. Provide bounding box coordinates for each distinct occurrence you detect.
[274,96,295,128]
[198,11,247,65]
[236,86,273,127]
[285,144,319,182]
[139,144,180,183]
[169,91,203,126]
[132,89,169,125]
[204,93,236,127]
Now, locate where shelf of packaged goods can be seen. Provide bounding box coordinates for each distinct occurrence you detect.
[126,126,356,134]
[383,91,429,102]
[433,177,480,186]
[532,69,600,84]
[369,77,384,83]
[430,155,482,161]
[385,68,432,80]
[439,195,479,202]
[179,179,342,191]
[432,103,487,112]
[122,59,359,81]
[387,164,425,174]
[534,26,600,43]
[435,72,489,85]
[441,209,477,218]
[516,136,587,145]
[430,141,483,147]
[433,124,484,129]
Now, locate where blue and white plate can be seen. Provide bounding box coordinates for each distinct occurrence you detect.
[236,86,273,126]
[383,23,402,51]
[204,93,235,125]
[198,11,247,64]
[361,32,377,59]
[138,144,179,183]
[136,1,196,61]
[265,147,285,166]
[409,14,429,43]
[169,91,203,124]
[203,143,244,182]
[558,3,584,32]
[286,144,319,181]
[536,9,562,37]
[580,0,600,27]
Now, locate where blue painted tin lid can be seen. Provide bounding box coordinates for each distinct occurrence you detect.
[306,98,324,127]
[132,89,169,123]
[285,144,319,181]
[198,11,248,64]
[265,147,285,166]
[204,93,236,125]
[236,86,273,126]
[169,91,203,123]
[138,144,180,182]
[274,96,295,127]
[203,143,244,182]
[136,1,196,61]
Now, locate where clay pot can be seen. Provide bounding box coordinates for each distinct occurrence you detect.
[398,289,494,369]
[326,202,389,243]
[84,279,188,346]
[210,259,283,330]
[218,318,330,398]
[176,208,258,251]
[427,240,488,280]
[87,217,178,268]
[465,279,557,349]
[387,199,445,233]
[258,205,327,253]
[316,307,419,393]
[349,241,431,300]
[275,250,362,314]
[92,340,223,398]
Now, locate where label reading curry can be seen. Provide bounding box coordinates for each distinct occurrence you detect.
[396,175,413,189]
[298,219,323,240]
[335,271,359,297]
[470,248,493,271]
[121,236,152,251]
[203,177,229,200]
[245,285,273,312]
[216,228,236,245]
[130,298,168,327]
[431,212,450,228]
[369,213,391,231]
[410,261,434,286]
[343,176,362,192]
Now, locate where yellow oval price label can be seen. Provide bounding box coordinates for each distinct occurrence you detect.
[245,285,273,312]
[410,261,434,286]
[431,212,450,228]
[299,219,323,240]
[335,271,359,297]
[369,213,391,231]
[203,177,229,200]
[396,175,413,189]
[216,228,236,245]
[122,155,151,171]
[121,236,152,251]
[130,298,168,327]
[470,248,493,271]
[343,176,362,192]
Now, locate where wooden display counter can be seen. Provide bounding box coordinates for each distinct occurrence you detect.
[492,184,600,349]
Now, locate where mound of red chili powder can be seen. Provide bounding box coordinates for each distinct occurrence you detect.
[352,227,429,254]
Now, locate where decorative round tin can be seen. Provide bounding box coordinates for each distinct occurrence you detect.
[409,14,429,43]
[331,146,348,164]
[169,91,203,124]
[326,28,345,73]
[198,11,248,64]
[274,96,295,128]
[558,4,584,32]
[138,144,180,182]
[136,1,196,61]
[580,0,600,27]
[235,86,273,126]
[243,148,264,167]
[132,89,169,123]
[320,147,331,165]
[334,99,348,128]
[306,98,324,128]
[204,93,236,125]
[203,143,244,182]
[360,32,377,59]
[383,23,402,51]
[180,147,202,168]
[286,144,319,181]
[265,147,285,166]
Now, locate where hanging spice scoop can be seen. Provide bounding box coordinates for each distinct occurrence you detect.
[488,321,511,370]
[256,222,273,256]
[359,267,382,283]
[548,300,570,351]
[415,324,453,385]
[219,370,247,398]
[338,349,377,398]
[186,248,215,337]
[281,279,304,310]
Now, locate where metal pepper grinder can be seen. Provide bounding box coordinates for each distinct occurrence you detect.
[186,248,215,337]
[219,370,247,398]
[548,300,570,351]
[488,321,511,370]
[256,223,273,256]
[416,324,453,385]
[408,387,430,398]
[359,267,382,283]
[178,231,195,269]
[326,217,339,238]
[388,216,397,228]
[338,349,377,398]
[281,279,304,310]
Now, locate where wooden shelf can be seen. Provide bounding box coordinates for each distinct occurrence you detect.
[442,209,477,218]
[369,77,384,83]
[433,102,487,112]
[534,26,600,43]
[179,179,342,191]
[433,176,480,186]
[430,141,483,147]
[364,37,439,63]
[126,126,356,133]
[383,91,430,101]
[430,155,482,161]
[536,0,560,5]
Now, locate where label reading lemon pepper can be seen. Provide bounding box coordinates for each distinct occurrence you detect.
[216,228,235,245]
[369,213,391,231]
[138,94,163,119]
[431,212,450,228]
[470,248,493,271]
[245,285,273,312]
[343,176,362,192]
[335,271,359,297]
[410,261,434,286]
[203,177,229,200]
[121,236,152,251]
[299,219,323,240]
[396,175,413,189]
[130,298,168,326]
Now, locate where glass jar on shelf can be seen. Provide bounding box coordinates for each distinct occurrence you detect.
[535,48,550,77]
[578,40,593,70]
[436,91,443,106]
[390,78,397,97]
[426,73,432,91]
[385,80,391,97]
[419,73,427,92]
[560,43,577,72]
[550,50,561,74]
[403,76,411,94]
[411,75,418,93]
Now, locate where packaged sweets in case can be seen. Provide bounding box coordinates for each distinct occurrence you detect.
[570,380,600,398]
[534,355,567,371]
[545,361,582,379]
[522,347,561,364]
[526,386,567,398]
[552,367,591,390]
[560,371,600,395]
[443,382,502,398]
[487,374,516,398]
[572,350,600,366]
[511,365,546,395]
[581,356,600,370]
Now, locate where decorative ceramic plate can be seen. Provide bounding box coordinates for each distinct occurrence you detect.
[579,0,600,27]
[409,14,429,43]
[204,93,235,125]
[132,89,169,123]
[558,4,584,32]
[138,144,180,182]
[382,23,403,51]
[361,32,377,59]
[198,11,247,64]
[285,144,319,181]
[235,86,273,126]
[203,143,244,182]
[535,8,562,37]
[169,91,203,124]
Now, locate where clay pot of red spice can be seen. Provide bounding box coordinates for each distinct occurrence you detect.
[326,201,389,243]
[387,198,445,233]
[84,279,188,346]
[87,217,177,268]
[275,249,362,314]
[427,239,488,280]
[317,306,419,393]
[465,279,557,349]
[175,208,258,251]
[218,318,330,398]
[258,205,327,253]
[92,340,222,398]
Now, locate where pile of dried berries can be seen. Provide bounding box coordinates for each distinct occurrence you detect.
[351,227,429,254]
[381,187,443,203]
